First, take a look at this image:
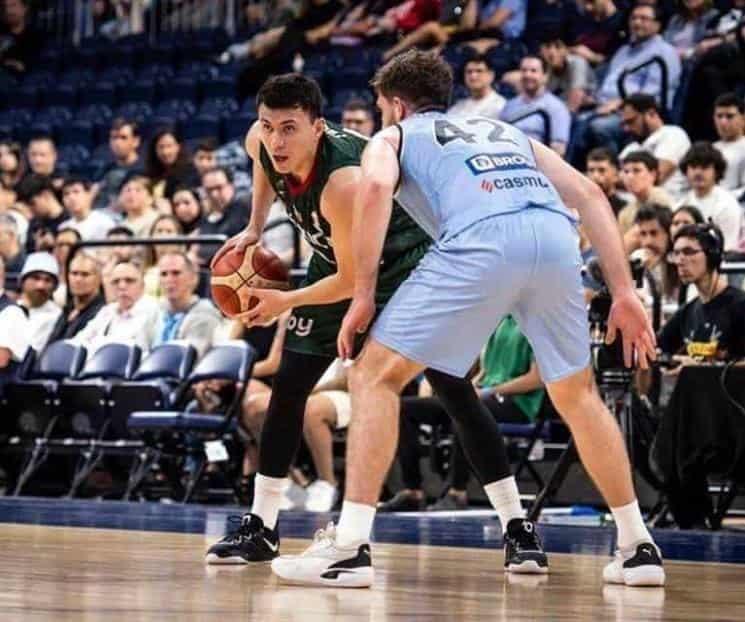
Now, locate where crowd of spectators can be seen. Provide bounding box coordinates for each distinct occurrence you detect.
[1,0,745,522]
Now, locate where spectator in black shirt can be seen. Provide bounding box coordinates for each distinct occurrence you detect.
[16,174,68,253]
[585,147,627,217]
[92,118,143,212]
[46,251,105,345]
[0,0,42,87]
[197,167,249,265]
[660,223,745,364]
[145,128,199,203]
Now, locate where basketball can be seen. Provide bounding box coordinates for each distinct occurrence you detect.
[210,243,290,317]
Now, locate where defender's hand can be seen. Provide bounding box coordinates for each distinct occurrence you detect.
[606,291,657,369]
[337,295,375,361]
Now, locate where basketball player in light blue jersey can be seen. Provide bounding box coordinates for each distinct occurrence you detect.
[271,51,665,589]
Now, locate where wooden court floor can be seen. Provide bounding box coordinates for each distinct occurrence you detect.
[2,523,743,621]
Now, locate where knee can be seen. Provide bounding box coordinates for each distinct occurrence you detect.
[349,358,408,396]
[242,396,265,431]
[547,372,598,424]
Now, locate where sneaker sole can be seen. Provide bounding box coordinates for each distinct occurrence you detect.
[506,560,549,575]
[205,554,274,565]
[272,565,374,588]
[624,566,665,587]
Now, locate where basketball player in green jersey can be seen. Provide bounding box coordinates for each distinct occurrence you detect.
[205,73,548,575]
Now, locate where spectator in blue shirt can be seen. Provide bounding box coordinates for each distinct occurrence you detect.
[500,55,572,156]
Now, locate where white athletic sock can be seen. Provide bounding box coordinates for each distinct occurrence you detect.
[336,501,376,548]
[484,476,524,533]
[251,474,286,530]
[611,499,652,551]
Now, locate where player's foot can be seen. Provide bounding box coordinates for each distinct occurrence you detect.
[603,541,665,587]
[205,513,280,564]
[271,522,373,588]
[503,518,549,574]
[305,479,339,512]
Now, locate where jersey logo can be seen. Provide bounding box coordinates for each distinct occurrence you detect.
[466,153,535,175]
[288,315,314,337]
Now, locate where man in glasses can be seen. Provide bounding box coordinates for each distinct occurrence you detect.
[657,222,745,527]
[73,260,158,353]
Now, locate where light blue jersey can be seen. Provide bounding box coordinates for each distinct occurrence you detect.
[395,111,573,241]
[372,110,591,381]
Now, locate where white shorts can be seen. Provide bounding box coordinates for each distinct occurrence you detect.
[317,390,352,429]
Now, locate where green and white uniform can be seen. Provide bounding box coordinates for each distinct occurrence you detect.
[259,123,430,357]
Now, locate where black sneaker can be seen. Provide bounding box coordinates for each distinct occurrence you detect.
[205,513,280,564]
[603,542,665,586]
[503,518,549,574]
[377,490,425,513]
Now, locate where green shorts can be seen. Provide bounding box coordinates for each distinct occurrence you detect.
[284,242,429,358]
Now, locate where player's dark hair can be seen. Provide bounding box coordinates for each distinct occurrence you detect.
[257,73,323,120]
[679,142,727,181]
[371,49,453,111]
[587,147,619,169]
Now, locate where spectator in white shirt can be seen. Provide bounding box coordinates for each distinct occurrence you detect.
[60,177,116,240]
[712,93,745,198]
[18,252,62,351]
[449,56,506,120]
[73,260,159,354]
[619,93,691,200]
[0,256,30,392]
[677,142,743,250]
[147,252,222,359]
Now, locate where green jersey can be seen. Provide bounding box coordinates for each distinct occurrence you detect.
[258,123,430,357]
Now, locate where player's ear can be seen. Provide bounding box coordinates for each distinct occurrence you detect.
[313,117,325,138]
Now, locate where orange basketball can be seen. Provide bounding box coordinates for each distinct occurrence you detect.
[210,243,290,317]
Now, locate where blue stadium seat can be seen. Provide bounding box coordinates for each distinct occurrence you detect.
[0,108,33,141]
[155,99,196,123]
[47,84,78,108]
[98,66,136,87]
[222,113,256,143]
[87,81,118,107]
[58,67,96,88]
[57,121,95,149]
[115,101,154,124]
[126,341,255,501]
[57,144,92,172]
[170,76,200,103]
[199,97,238,118]
[121,77,157,105]
[182,115,221,141]
[137,63,175,82]
[6,84,39,110]
[22,70,56,89]
[200,75,236,99]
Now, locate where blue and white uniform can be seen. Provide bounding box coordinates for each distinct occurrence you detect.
[371,111,590,381]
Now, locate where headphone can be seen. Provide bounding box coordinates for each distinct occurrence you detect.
[693,222,725,272]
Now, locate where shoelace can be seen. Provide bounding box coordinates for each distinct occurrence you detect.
[301,522,337,556]
[223,515,259,544]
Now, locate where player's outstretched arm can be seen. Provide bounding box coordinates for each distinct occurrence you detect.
[530,139,656,368]
[227,122,277,253]
[337,130,400,359]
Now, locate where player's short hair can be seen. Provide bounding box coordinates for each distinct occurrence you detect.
[371,50,453,111]
[587,147,619,168]
[679,142,727,181]
[622,150,659,173]
[257,73,323,120]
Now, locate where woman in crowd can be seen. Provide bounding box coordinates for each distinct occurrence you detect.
[143,214,185,298]
[0,141,25,189]
[145,129,198,202]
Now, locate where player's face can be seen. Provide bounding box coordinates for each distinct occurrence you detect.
[376,93,404,127]
[714,106,744,141]
[258,106,323,175]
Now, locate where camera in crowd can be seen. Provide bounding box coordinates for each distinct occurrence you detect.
[583,257,645,374]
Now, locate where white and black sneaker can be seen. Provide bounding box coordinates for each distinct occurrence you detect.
[603,541,665,587]
[271,522,374,588]
[205,513,280,564]
[504,518,549,574]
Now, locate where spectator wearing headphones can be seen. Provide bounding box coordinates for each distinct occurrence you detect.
[676,142,742,250]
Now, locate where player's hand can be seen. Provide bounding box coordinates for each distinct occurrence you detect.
[227,226,261,254]
[238,288,292,326]
[337,295,375,361]
[606,290,657,369]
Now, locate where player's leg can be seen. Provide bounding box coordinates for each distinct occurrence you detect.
[425,369,548,573]
[514,208,664,587]
[271,340,423,587]
[205,349,333,564]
